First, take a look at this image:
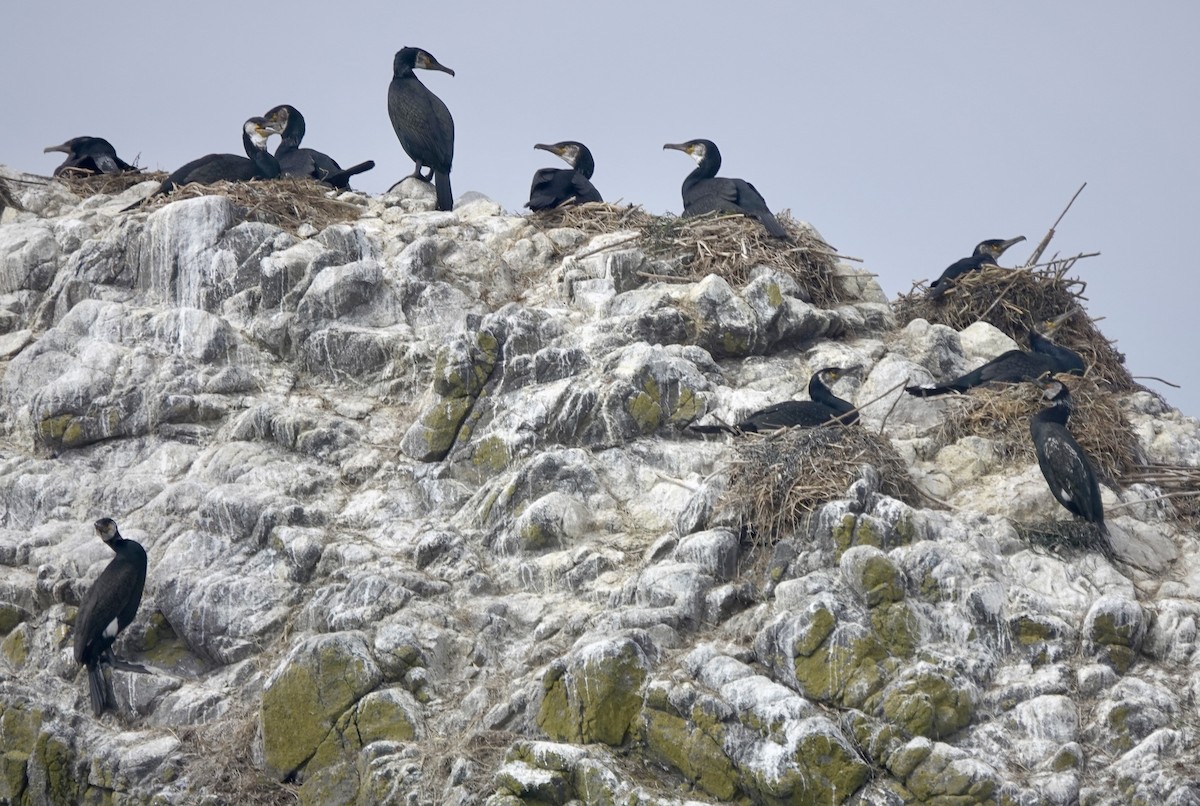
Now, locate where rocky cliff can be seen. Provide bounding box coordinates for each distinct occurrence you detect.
[0,170,1198,806]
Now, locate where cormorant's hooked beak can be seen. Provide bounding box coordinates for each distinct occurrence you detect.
[43,142,71,154]
[663,143,689,153]
[417,53,455,76]
[994,235,1027,256]
[533,143,559,155]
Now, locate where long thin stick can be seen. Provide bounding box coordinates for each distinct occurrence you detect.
[1023,183,1087,267]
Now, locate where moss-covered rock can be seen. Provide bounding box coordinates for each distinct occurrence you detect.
[261,631,382,781]
[307,687,422,775]
[0,602,30,636]
[26,730,86,806]
[1,624,31,667]
[840,546,906,607]
[537,636,650,746]
[1083,595,1146,674]
[880,666,975,740]
[901,740,999,803]
[641,708,740,801]
[400,395,474,462]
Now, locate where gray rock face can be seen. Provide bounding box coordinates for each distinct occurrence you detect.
[1,172,1199,805]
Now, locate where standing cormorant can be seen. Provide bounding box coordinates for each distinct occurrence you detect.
[388,47,455,211]
[262,104,375,189]
[44,137,136,177]
[906,323,1085,397]
[927,236,1026,300]
[1030,378,1106,532]
[124,116,284,209]
[525,141,603,210]
[663,139,787,238]
[691,367,859,434]
[73,518,147,716]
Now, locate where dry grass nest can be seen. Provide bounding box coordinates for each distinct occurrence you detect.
[1122,463,1200,528]
[894,258,1136,393]
[529,202,848,308]
[130,177,365,234]
[930,374,1139,487]
[57,169,167,197]
[718,425,923,541]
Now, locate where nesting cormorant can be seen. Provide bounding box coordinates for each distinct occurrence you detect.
[525,141,603,210]
[73,518,147,716]
[124,117,283,210]
[690,367,858,435]
[44,137,136,177]
[1030,378,1106,532]
[663,139,787,238]
[262,104,375,189]
[388,47,455,211]
[905,321,1085,397]
[927,236,1026,300]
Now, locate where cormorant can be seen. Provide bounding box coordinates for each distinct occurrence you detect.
[927,236,1026,300]
[124,116,284,210]
[1030,378,1106,532]
[44,137,136,177]
[388,47,455,211]
[262,104,375,189]
[73,518,147,716]
[691,367,858,434]
[663,139,787,238]
[905,321,1084,397]
[525,141,603,210]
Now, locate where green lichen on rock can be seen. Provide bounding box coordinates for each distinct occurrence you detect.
[880,669,974,740]
[831,514,859,556]
[793,623,896,709]
[743,727,871,805]
[641,709,739,801]
[406,396,474,462]
[28,730,84,806]
[870,603,919,657]
[472,434,511,473]
[1,624,30,667]
[261,632,382,781]
[0,750,28,804]
[537,637,648,747]
[626,386,663,434]
[667,385,702,424]
[902,742,998,803]
[494,760,572,805]
[0,602,29,635]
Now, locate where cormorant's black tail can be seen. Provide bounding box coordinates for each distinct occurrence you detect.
[324,160,376,189]
[757,211,788,239]
[87,661,110,716]
[434,170,453,211]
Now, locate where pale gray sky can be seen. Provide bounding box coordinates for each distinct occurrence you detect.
[6,1,1198,415]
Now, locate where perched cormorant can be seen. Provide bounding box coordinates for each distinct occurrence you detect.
[927,236,1026,300]
[388,47,455,211]
[691,367,858,434]
[44,137,136,177]
[1030,378,1106,532]
[905,322,1085,397]
[262,104,375,189]
[663,139,787,238]
[73,518,147,716]
[525,141,603,210]
[124,117,284,210]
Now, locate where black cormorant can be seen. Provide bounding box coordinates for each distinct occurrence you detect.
[73,518,147,716]
[525,141,603,210]
[44,137,136,177]
[124,117,283,210]
[927,236,1026,300]
[262,104,375,189]
[691,367,858,434]
[1030,378,1106,532]
[905,322,1085,397]
[388,47,455,211]
[663,139,787,238]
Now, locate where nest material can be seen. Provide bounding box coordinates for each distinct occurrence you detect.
[894,258,1135,392]
[931,374,1140,486]
[57,169,167,197]
[1013,519,1112,555]
[530,203,846,307]
[132,177,365,234]
[718,425,923,540]
[1122,464,1200,527]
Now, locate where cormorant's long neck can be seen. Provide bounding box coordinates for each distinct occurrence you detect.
[682,153,720,193]
[244,133,281,179]
[810,375,853,414]
[1034,401,1071,426]
[576,151,596,180]
[277,117,305,157]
